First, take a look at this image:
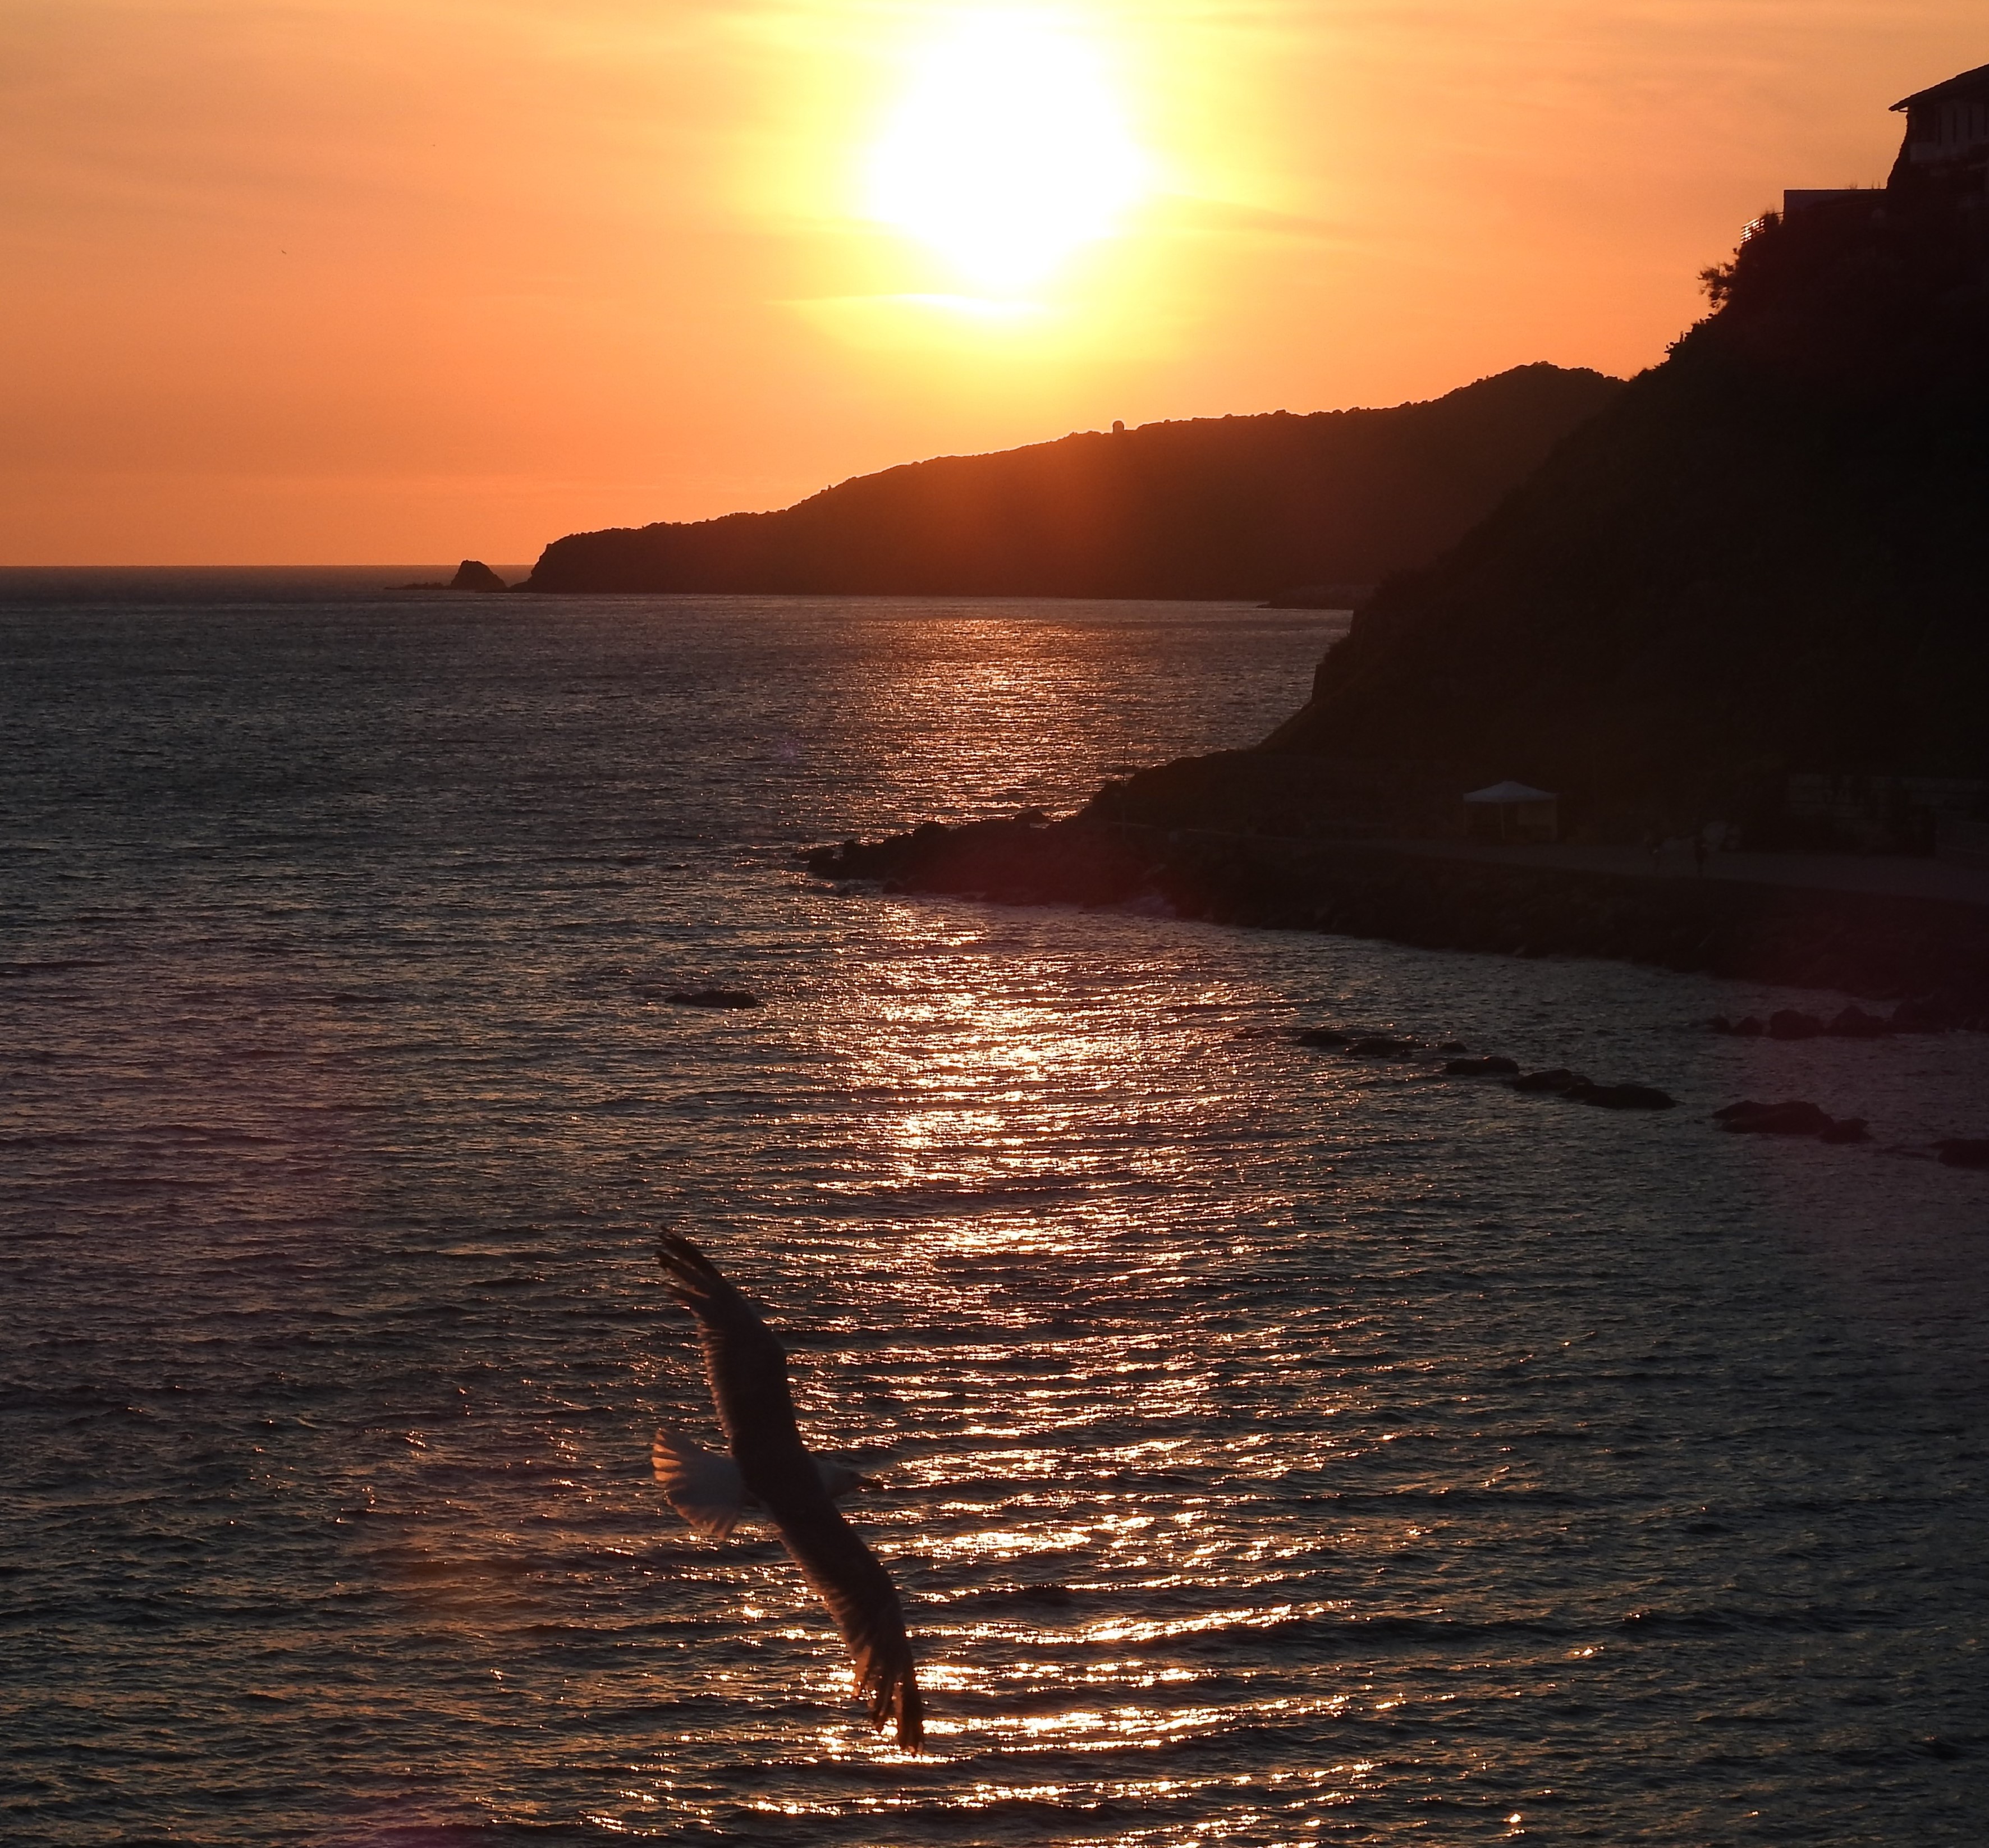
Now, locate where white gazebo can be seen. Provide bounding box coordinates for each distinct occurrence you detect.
[1463,781,1559,843]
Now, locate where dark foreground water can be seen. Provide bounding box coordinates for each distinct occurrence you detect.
[3,575,1986,1846]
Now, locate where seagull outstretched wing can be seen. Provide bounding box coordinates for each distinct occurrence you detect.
[655,1232,924,1749]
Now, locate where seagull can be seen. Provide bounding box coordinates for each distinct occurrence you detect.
[653,1232,924,1749]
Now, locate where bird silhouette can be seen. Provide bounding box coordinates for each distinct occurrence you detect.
[653,1232,924,1749]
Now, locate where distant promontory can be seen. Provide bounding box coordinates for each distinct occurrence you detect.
[520,364,1622,600]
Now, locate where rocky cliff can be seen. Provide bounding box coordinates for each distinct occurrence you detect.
[1252,180,1989,836]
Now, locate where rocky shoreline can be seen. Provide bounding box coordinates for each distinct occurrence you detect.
[804,816,1989,1026]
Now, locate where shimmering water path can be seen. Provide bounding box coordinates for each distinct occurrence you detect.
[3,581,1986,1845]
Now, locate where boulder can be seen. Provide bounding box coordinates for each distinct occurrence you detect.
[1513,1067,1587,1093]
[1347,1034,1418,1056]
[665,988,760,1009]
[1716,1099,1835,1136]
[1767,1010,1823,1040]
[1566,1080,1677,1109]
[1443,1055,1520,1076]
[1296,1027,1352,1047]
[1825,1005,1891,1039]
[1935,1139,1989,1169]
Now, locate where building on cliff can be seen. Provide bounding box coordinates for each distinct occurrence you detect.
[1768,62,1989,227]
[1888,62,1989,185]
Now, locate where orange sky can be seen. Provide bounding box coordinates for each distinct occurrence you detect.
[2,1,1981,564]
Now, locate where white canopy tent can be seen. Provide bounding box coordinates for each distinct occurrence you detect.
[1463,781,1559,842]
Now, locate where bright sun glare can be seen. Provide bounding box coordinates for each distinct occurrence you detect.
[865,12,1149,294]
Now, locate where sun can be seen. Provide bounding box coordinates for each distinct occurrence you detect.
[864,12,1150,294]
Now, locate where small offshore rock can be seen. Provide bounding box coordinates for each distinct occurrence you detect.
[1767,1009,1823,1040]
[1443,1054,1520,1076]
[1346,1034,1418,1056]
[1717,1099,1835,1136]
[448,558,510,592]
[1567,1080,1677,1109]
[664,987,760,1009]
[1825,1005,1891,1039]
[1935,1138,1989,1168]
[1296,1026,1353,1047]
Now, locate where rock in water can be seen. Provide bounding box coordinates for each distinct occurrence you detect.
[450,560,510,592]
[1716,1098,1870,1141]
[1935,1139,1989,1169]
[1443,1055,1520,1076]
[1717,1099,1836,1135]
[1565,1081,1677,1110]
[1512,1067,1587,1093]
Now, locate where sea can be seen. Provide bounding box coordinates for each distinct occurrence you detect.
[3,569,1986,1847]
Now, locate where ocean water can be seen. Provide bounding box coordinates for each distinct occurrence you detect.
[3,574,1986,1847]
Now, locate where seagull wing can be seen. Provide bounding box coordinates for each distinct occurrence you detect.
[652,1425,749,1540]
[656,1233,924,1749]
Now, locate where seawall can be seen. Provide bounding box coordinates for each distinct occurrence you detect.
[805,818,1989,1023]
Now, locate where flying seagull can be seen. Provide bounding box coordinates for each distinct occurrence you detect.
[653,1232,924,1749]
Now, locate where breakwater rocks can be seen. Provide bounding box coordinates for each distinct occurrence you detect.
[1708,1002,1951,1038]
[1296,1025,1677,1105]
[1287,1020,1986,1159]
[804,818,1989,1018]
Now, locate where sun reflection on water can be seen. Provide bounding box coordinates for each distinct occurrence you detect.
[12,598,1988,1843]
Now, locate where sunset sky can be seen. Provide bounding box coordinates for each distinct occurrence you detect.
[3,1,1981,565]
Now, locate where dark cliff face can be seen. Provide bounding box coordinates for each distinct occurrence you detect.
[1267,183,1989,819]
[522,364,1622,598]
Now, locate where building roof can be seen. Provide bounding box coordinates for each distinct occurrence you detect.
[1463,781,1556,805]
[1892,62,1989,112]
